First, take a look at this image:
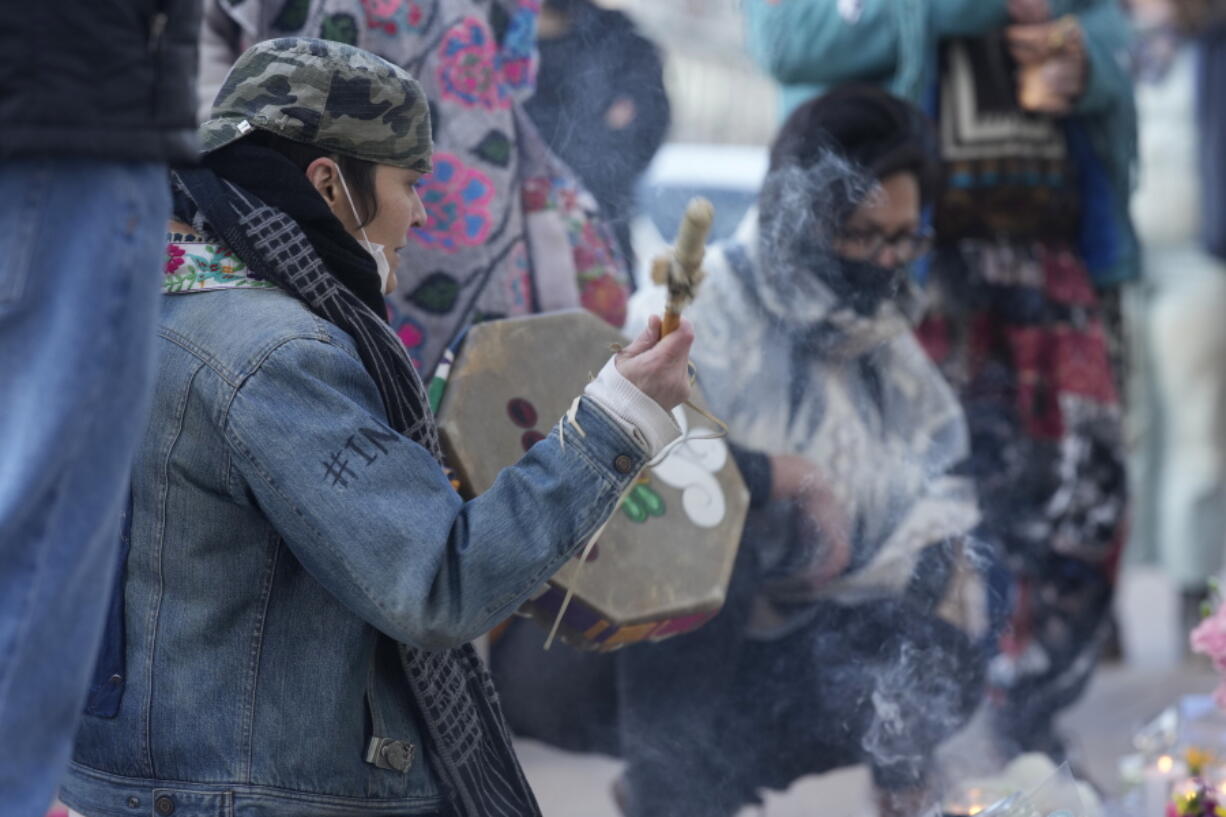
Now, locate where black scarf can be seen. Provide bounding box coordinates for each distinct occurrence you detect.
[189,143,388,315]
[818,254,908,318]
[173,146,540,817]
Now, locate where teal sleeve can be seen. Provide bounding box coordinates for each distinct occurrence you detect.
[742,0,903,86]
[1073,0,1135,116]
[743,0,1007,87]
[931,0,1010,37]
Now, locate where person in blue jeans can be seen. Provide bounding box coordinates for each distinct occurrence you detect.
[60,38,693,817]
[0,2,200,815]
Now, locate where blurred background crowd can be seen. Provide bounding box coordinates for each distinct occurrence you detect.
[10,0,1226,814]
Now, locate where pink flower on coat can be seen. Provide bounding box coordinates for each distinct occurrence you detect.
[361,0,426,35]
[436,18,508,111]
[397,318,424,351]
[165,243,186,274]
[363,0,400,16]
[411,153,495,253]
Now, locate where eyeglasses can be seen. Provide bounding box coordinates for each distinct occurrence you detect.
[836,226,934,264]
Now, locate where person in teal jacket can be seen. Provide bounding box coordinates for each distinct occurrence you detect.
[744,0,1138,287]
[744,0,1135,765]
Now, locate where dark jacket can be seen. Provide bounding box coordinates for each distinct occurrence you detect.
[526,0,670,223]
[0,0,200,163]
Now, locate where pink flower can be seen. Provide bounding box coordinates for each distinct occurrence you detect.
[1191,602,1226,712]
[165,243,186,275]
[498,8,538,90]
[1191,605,1226,664]
[361,0,426,34]
[411,153,495,253]
[397,319,424,351]
[436,18,508,111]
[501,59,531,89]
[363,0,400,16]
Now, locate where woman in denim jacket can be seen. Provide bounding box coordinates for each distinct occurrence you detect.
[61,37,692,817]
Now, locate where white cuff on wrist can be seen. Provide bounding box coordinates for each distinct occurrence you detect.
[583,356,681,457]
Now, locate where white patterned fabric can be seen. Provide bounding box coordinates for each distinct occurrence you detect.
[631,195,980,638]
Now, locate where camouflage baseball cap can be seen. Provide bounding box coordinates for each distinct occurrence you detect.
[200,37,432,173]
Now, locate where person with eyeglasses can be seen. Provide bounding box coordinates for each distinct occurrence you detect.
[835,225,934,268]
[489,85,990,817]
[744,0,1132,766]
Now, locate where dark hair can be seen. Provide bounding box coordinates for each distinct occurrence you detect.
[768,84,939,205]
[245,130,380,227]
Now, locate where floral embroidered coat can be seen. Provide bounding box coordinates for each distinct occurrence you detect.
[199,0,630,373]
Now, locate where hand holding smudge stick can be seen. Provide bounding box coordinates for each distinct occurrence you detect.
[652,197,714,337]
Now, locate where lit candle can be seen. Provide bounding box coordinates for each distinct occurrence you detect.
[943,787,994,817]
[1143,755,1185,817]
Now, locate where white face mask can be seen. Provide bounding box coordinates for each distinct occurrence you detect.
[336,168,392,293]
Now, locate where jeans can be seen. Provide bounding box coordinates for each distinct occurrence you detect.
[0,158,168,816]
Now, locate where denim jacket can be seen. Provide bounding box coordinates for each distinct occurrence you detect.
[63,286,650,817]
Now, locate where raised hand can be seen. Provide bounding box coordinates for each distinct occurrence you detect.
[1007,17,1087,115]
[615,315,695,411]
[1018,55,1087,114]
[1005,17,1084,64]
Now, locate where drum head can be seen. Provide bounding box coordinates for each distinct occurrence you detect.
[437,311,747,638]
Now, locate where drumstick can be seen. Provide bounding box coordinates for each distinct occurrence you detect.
[652,197,714,338]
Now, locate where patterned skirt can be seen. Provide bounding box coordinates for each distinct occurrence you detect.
[917,239,1127,757]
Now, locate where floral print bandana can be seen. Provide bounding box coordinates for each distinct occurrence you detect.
[162,232,278,294]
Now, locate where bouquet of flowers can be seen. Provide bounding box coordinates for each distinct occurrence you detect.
[1166,749,1225,817]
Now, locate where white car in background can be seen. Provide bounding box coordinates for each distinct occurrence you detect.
[630,142,768,292]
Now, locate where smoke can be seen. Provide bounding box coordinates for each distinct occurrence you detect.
[812,535,1001,802]
[860,639,984,788]
[752,154,876,329]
